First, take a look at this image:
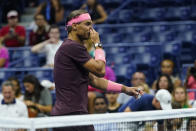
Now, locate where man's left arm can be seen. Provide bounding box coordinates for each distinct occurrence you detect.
[89,73,142,97]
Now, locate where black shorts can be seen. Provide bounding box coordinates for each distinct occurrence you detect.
[52,111,94,131]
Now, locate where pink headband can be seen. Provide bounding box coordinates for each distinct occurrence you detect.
[67,13,91,26]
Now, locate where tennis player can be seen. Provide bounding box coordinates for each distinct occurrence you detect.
[51,9,142,131]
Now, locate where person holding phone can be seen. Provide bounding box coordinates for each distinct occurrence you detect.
[0,10,26,47]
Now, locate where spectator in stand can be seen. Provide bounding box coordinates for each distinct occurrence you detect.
[123,89,172,131]
[35,0,64,25]
[0,10,26,47]
[31,25,63,68]
[0,81,28,118]
[187,117,196,131]
[7,76,24,101]
[81,0,107,24]
[117,72,146,104]
[172,86,191,108]
[118,83,151,112]
[165,102,184,131]
[29,14,49,46]
[93,96,118,131]
[105,92,121,113]
[0,41,9,68]
[185,60,196,100]
[155,74,174,93]
[152,59,181,90]
[94,96,108,114]
[23,75,52,117]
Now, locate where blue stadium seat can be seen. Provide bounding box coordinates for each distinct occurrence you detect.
[152,24,172,33]
[191,6,196,19]
[140,8,166,21]
[162,42,181,56]
[155,31,178,42]
[100,33,124,44]
[119,10,132,23]
[114,64,136,78]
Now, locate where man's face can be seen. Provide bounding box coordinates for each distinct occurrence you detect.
[2,86,15,103]
[158,76,169,90]
[8,17,18,26]
[24,82,34,94]
[161,60,173,75]
[75,19,93,41]
[49,28,60,40]
[35,15,45,27]
[131,72,146,86]
[94,98,107,114]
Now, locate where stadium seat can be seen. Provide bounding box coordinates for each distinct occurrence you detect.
[119,10,132,23]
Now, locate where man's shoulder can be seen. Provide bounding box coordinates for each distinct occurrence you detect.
[60,39,84,50]
[0,26,9,31]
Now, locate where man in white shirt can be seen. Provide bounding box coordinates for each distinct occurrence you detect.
[31,25,63,68]
[0,81,28,118]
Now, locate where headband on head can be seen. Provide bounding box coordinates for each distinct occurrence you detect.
[67,13,91,27]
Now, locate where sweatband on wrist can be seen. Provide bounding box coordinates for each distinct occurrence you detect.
[95,49,106,63]
[107,80,122,93]
[67,13,91,26]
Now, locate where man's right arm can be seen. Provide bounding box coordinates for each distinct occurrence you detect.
[83,56,105,77]
[31,40,48,53]
[83,29,106,77]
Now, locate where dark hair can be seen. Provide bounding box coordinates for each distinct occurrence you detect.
[48,24,59,33]
[187,117,196,131]
[156,74,174,93]
[23,75,44,103]
[7,76,21,97]
[34,13,46,21]
[66,10,88,33]
[93,95,108,105]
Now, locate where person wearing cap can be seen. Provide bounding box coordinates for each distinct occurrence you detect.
[51,9,142,131]
[0,10,26,47]
[123,89,172,131]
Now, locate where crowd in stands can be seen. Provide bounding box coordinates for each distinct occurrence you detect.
[0,0,196,130]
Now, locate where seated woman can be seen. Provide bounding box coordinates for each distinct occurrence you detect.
[152,59,182,91]
[81,0,107,24]
[172,86,192,108]
[155,74,174,93]
[23,75,52,117]
[105,92,121,113]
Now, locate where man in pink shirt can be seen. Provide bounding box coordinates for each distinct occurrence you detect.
[0,10,26,47]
